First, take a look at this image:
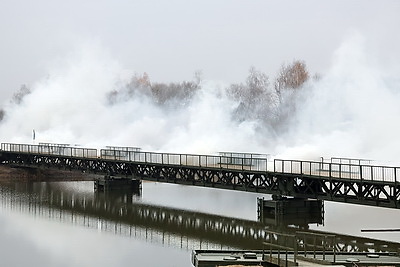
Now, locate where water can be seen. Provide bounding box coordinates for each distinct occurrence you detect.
[0,180,400,267]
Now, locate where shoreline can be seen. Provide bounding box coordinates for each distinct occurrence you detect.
[0,165,99,183]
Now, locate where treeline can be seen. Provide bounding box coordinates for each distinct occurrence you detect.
[226,60,311,128]
[0,60,314,129]
[106,59,312,128]
[107,71,202,108]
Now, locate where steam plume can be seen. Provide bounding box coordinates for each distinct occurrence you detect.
[1,35,399,163]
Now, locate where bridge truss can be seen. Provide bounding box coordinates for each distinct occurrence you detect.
[0,143,400,209]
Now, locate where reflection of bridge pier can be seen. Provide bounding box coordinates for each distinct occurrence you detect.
[94,175,142,197]
[257,197,324,228]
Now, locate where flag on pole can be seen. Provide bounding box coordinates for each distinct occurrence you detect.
[33,129,35,141]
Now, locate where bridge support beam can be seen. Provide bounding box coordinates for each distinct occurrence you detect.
[257,196,324,227]
[94,176,142,194]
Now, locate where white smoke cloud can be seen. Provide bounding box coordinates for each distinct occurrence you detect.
[0,42,269,154]
[1,34,399,162]
[0,43,122,146]
[277,34,400,163]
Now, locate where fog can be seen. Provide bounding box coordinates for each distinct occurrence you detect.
[275,34,400,162]
[1,4,400,266]
[1,1,399,96]
[0,33,399,164]
[0,1,400,162]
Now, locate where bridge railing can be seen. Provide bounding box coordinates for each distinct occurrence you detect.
[100,149,269,171]
[1,143,98,158]
[274,159,400,182]
[4,143,400,181]
[322,157,374,166]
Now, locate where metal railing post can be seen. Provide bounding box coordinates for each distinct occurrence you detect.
[333,236,336,263]
[371,166,374,181]
[382,167,384,182]
[313,236,316,259]
[294,236,297,265]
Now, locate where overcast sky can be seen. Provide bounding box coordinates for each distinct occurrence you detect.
[1,0,399,100]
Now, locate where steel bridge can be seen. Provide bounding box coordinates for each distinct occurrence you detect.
[1,183,399,254]
[1,143,400,209]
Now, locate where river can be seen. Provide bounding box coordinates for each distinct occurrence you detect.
[0,180,399,267]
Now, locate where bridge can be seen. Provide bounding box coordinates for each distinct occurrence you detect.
[0,142,400,209]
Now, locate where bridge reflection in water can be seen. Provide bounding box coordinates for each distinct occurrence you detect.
[1,181,399,255]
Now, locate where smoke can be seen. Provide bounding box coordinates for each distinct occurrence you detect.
[1,35,399,162]
[0,43,270,154]
[277,34,400,163]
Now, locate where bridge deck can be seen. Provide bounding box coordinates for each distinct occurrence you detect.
[192,250,400,267]
[1,143,400,209]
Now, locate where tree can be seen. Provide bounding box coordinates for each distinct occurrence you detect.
[11,84,31,104]
[274,60,309,101]
[228,67,278,123]
[228,66,270,103]
[0,109,4,122]
[106,71,201,107]
[246,66,270,103]
[127,72,152,96]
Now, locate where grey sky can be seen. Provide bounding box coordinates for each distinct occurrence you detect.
[1,0,399,100]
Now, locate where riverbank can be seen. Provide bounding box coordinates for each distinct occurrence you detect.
[0,165,98,182]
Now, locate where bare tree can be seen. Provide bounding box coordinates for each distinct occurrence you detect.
[246,66,269,103]
[274,60,309,101]
[106,71,201,107]
[193,70,203,85]
[271,60,310,131]
[0,109,4,122]
[127,72,152,96]
[150,80,200,106]
[228,67,278,123]
[11,84,31,104]
[228,67,269,102]
[106,89,119,105]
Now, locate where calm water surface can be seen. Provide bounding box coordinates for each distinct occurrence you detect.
[1,180,400,267]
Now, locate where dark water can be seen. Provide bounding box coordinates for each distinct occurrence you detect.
[0,180,400,267]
